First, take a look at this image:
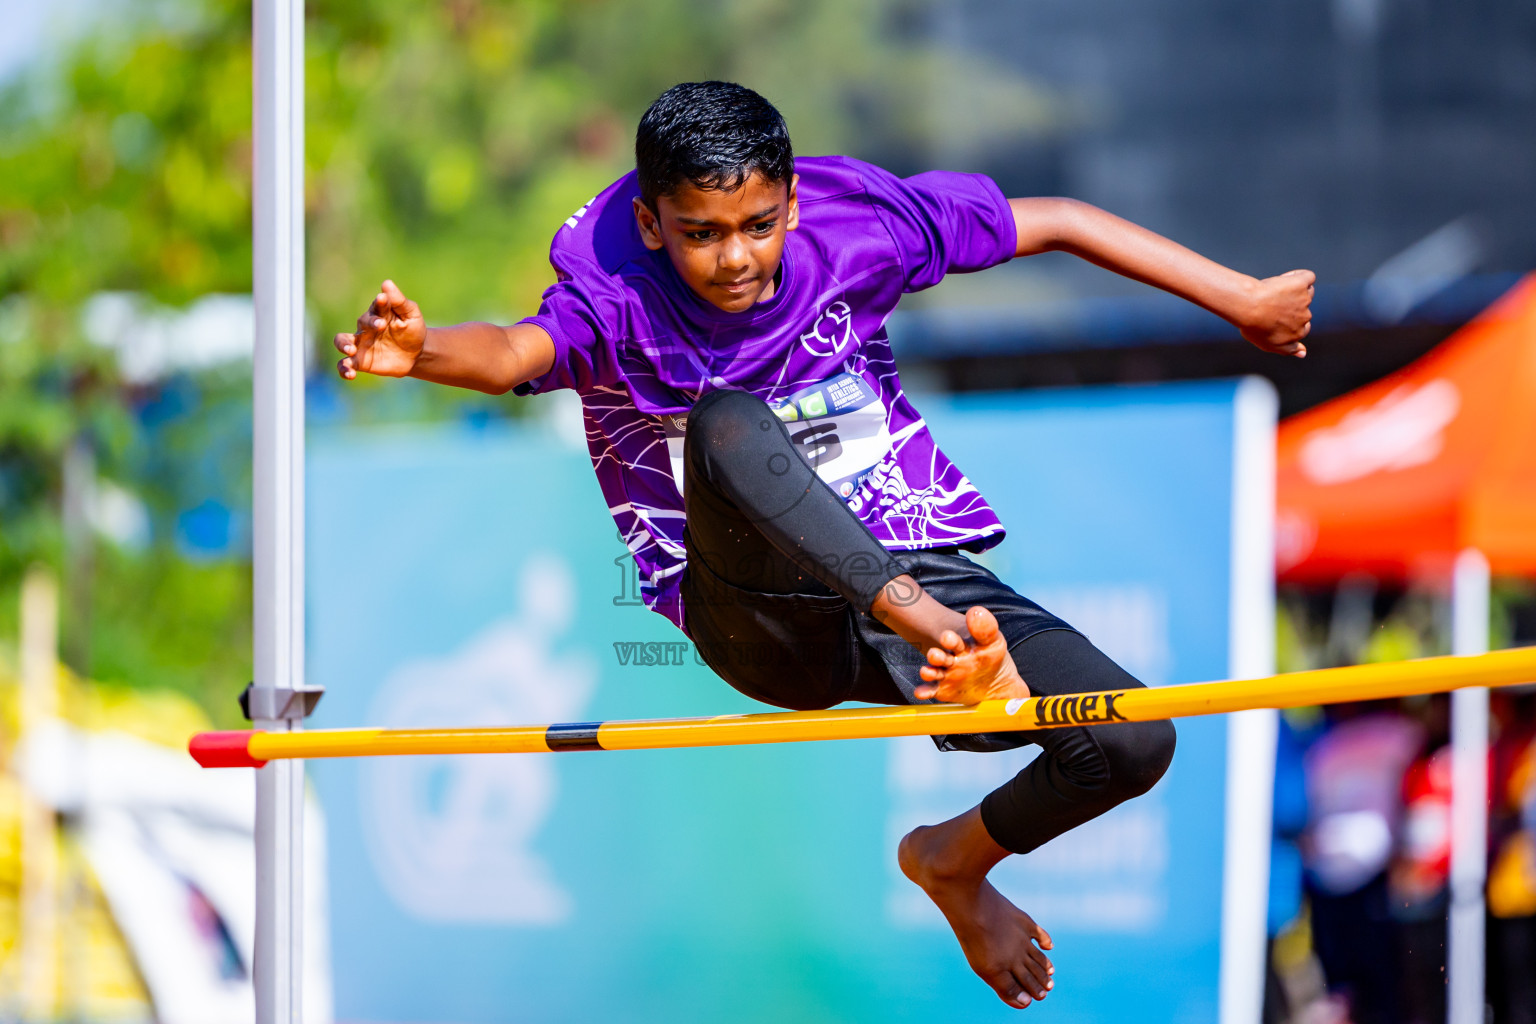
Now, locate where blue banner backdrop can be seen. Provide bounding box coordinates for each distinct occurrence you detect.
[307,379,1247,1023]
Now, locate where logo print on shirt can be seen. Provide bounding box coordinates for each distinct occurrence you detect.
[799,301,856,357]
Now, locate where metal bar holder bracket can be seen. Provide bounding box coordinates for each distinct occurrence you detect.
[240,682,324,723]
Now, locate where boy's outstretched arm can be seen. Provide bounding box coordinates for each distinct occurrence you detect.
[1009,198,1314,358]
[333,279,556,394]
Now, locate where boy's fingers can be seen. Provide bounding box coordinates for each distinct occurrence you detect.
[336,358,356,380]
[333,332,355,355]
[381,279,421,321]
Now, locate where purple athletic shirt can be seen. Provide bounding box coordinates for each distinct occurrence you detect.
[514,155,1018,634]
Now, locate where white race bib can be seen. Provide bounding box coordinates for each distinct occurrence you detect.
[663,371,893,500]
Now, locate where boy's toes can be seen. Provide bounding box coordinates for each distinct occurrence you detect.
[1014,956,1050,998]
[965,606,1003,645]
[996,976,1031,1009]
[1023,942,1053,979]
[939,628,966,654]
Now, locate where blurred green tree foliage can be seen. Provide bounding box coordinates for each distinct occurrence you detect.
[3,0,1060,335]
[0,0,1055,716]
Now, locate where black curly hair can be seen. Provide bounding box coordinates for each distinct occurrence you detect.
[635,81,794,208]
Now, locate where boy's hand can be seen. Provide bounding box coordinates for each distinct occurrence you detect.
[334,279,426,379]
[1238,269,1314,358]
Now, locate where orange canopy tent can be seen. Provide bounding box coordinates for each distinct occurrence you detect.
[1277,273,1536,584]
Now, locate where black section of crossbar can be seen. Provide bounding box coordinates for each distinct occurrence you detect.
[544,722,603,751]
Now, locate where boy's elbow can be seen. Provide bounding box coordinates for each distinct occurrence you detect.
[502,324,556,396]
[483,375,521,397]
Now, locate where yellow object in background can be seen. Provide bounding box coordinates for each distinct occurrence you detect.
[1490,740,1536,919]
[0,772,155,1020]
[0,565,205,1020]
[1489,831,1536,919]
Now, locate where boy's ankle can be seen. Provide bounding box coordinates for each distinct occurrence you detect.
[870,575,968,652]
[900,823,985,889]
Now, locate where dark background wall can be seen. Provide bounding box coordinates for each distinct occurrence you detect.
[871,0,1536,411]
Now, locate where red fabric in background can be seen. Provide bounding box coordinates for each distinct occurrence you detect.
[1277,274,1536,583]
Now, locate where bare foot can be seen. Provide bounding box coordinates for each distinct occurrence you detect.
[913,606,1029,704]
[899,810,1055,1010]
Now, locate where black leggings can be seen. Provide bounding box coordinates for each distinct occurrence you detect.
[677,388,1176,854]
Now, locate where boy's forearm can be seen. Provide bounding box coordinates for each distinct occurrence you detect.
[408,322,554,395]
[1011,197,1259,327]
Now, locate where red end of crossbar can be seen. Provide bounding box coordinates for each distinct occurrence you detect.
[189,730,266,768]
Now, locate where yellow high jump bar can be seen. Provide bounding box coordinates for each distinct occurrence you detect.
[190,646,1536,768]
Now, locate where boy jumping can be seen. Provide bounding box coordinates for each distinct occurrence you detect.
[334,81,1313,1010]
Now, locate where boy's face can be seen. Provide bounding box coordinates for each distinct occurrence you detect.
[633,172,799,313]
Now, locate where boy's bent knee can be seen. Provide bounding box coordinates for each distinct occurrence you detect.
[1099,719,1176,799]
[686,388,773,449]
